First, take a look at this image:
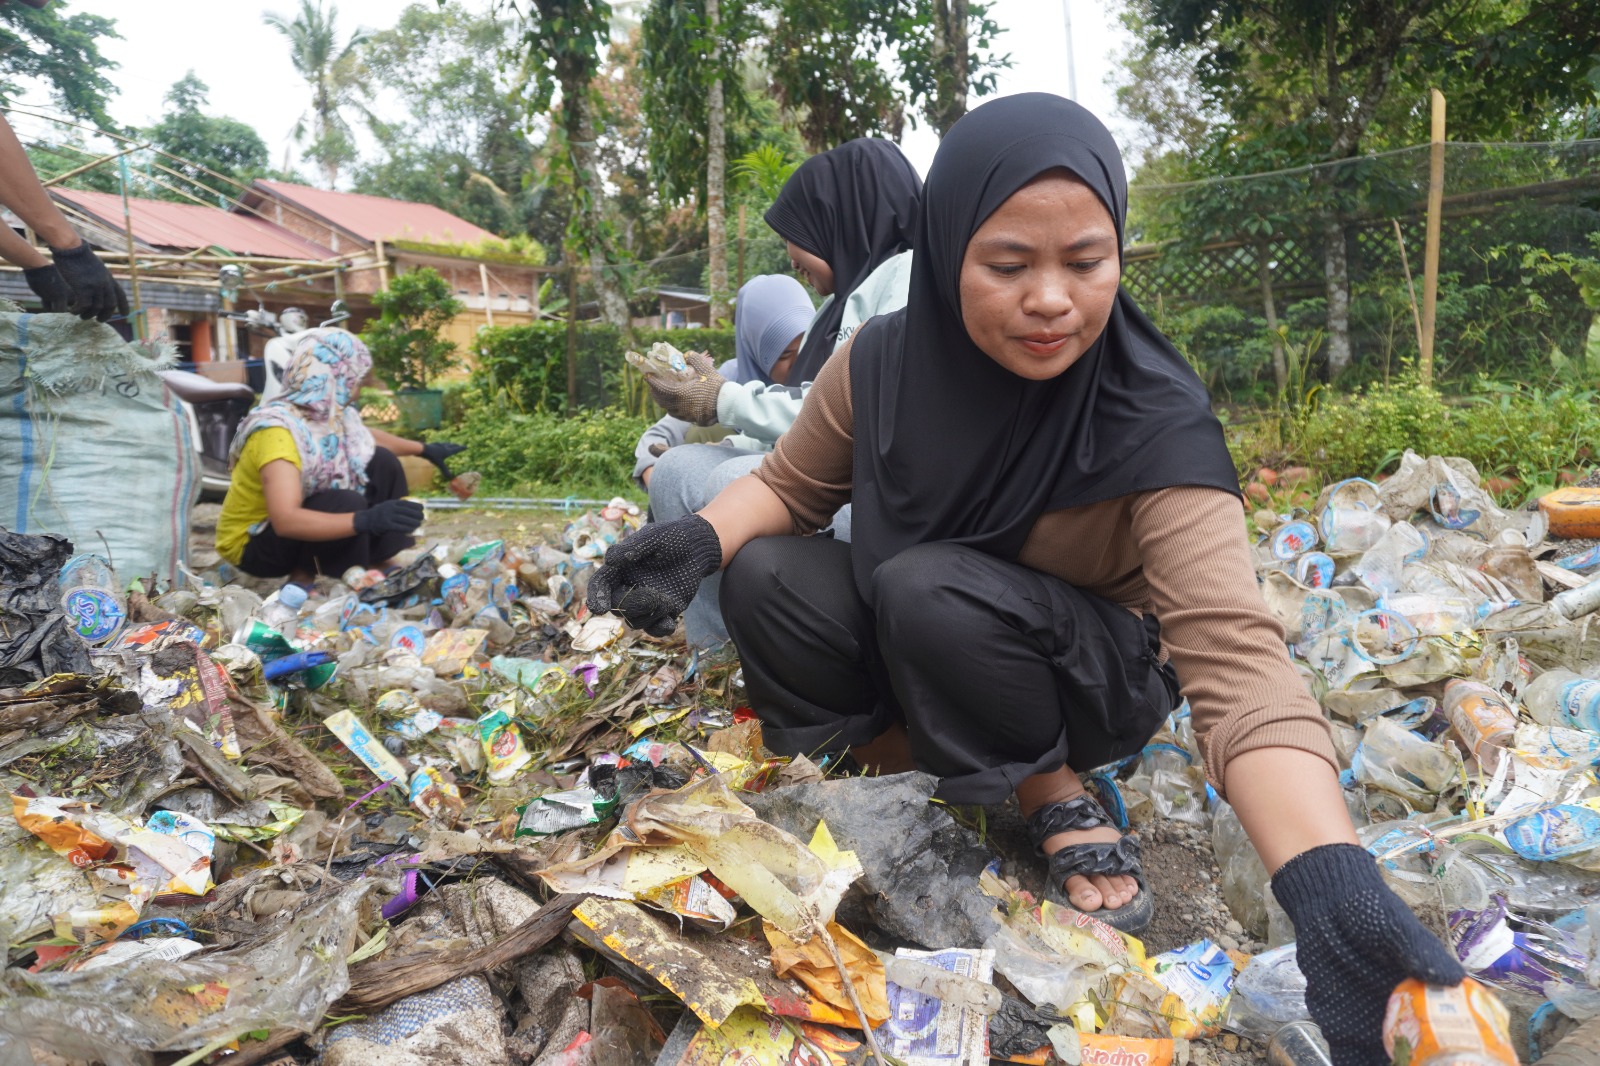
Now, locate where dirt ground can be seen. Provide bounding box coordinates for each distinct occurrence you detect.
[185,498,1269,1062]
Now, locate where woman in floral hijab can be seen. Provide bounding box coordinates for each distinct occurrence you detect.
[216,331,464,583]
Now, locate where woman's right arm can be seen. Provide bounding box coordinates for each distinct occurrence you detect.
[260,459,358,541]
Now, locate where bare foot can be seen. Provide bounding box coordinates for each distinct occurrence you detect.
[847,722,917,775]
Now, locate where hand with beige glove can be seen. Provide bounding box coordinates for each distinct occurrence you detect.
[644,350,727,426]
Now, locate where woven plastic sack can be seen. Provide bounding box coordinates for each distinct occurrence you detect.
[0,310,197,585]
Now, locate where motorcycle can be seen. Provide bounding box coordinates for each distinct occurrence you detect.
[160,301,353,499]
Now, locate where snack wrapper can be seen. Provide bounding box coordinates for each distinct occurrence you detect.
[324,709,408,786]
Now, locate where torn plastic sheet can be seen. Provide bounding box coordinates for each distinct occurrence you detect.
[745,772,999,949]
[0,530,91,686]
[0,880,371,1066]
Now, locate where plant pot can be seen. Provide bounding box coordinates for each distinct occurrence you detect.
[393,388,444,431]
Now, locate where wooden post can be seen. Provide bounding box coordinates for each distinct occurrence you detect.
[479,262,495,328]
[1419,89,1446,388]
[1256,242,1287,395]
[376,239,390,290]
[116,155,144,339]
[737,203,747,292]
[565,266,579,414]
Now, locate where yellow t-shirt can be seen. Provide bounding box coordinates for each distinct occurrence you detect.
[216,427,302,565]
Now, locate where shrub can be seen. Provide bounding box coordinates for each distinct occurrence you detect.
[362,268,464,391]
[431,398,650,499]
[473,323,737,415]
[1291,379,1452,479]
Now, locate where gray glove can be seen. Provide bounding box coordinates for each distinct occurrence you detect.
[1273,843,1466,1066]
[586,515,722,636]
[646,350,725,426]
[51,242,130,322]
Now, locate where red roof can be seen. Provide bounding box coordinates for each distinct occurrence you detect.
[53,188,335,260]
[252,180,499,246]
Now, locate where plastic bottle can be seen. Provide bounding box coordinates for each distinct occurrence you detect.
[1556,575,1600,622]
[1383,977,1517,1066]
[1228,945,1309,1043]
[58,554,126,646]
[258,582,308,637]
[1268,1020,1331,1066]
[1523,669,1600,731]
[1442,679,1517,774]
[1480,530,1543,604]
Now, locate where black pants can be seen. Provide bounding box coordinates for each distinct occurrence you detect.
[239,447,414,579]
[721,537,1180,804]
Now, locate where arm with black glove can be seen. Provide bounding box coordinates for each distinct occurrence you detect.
[353,498,425,536]
[645,350,727,426]
[1273,843,1465,1066]
[586,514,723,636]
[420,441,466,479]
[50,242,130,323]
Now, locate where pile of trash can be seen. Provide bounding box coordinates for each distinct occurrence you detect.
[14,453,1600,1065]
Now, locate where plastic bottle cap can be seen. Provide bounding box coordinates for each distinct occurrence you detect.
[278,583,309,609]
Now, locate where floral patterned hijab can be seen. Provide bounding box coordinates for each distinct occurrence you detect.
[229,330,376,494]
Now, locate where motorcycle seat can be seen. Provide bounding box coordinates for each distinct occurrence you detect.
[160,370,255,405]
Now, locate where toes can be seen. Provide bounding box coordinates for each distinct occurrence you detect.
[1066,874,1103,911]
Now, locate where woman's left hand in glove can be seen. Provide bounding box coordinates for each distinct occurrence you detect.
[1272,843,1466,1066]
[646,350,725,426]
[420,441,466,478]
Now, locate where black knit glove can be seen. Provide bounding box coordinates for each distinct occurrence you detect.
[586,515,722,636]
[1272,844,1465,1066]
[50,242,130,322]
[420,441,466,478]
[353,499,424,536]
[646,350,725,426]
[23,264,71,312]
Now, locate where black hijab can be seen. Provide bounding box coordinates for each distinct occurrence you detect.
[764,138,922,385]
[849,93,1240,597]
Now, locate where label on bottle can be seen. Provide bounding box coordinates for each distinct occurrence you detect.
[62,588,124,643]
[1560,679,1600,732]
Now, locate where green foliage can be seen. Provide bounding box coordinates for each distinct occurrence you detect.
[143,73,270,204]
[355,3,536,237]
[765,0,906,150]
[362,268,465,391]
[731,145,800,202]
[0,4,119,128]
[474,322,736,414]
[893,0,1010,135]
[432,400,649,498]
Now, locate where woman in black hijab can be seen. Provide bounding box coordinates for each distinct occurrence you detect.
[765,137,921,384]
[589,95,1461,1064]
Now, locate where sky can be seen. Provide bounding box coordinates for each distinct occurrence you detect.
[32,0,1137,180]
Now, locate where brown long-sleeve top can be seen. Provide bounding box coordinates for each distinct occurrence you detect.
[750,340,1336,797]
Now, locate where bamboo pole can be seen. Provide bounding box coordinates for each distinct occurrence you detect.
[1419,89,1446,387]
[1392,219,1425,356]
[116,155,143,339]
[1256,241,1286,394]
[40,143,148,188]
[566,266,579,414]
[479,261,495,328]
[376,240,390,289]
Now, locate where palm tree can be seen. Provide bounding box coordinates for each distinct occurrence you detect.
[263,0,369,188]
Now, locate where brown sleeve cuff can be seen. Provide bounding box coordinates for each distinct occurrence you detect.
[1201,702,1339,798]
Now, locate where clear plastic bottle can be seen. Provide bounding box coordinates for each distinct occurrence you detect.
[58,554,126,646]
[258,582,308,637]
[1523,669,1600,731]
[1480,529,1543,604]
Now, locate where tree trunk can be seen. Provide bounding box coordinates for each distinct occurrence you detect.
[930,0,970,135]
[1322,212,1352,378]
[706,0,730,324]
[569,92,632,331]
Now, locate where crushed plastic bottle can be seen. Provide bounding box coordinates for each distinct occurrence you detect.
[258,582,308,637]
[1522,668,1600,730]
[58,554,126,647]
[1442,679,1517,774]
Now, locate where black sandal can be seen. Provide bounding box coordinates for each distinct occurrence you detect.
[1025,795,1154,934]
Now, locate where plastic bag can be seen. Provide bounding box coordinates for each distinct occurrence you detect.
[0,529,91,684]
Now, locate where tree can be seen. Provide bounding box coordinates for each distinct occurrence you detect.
[895,0,1008,135]
[1135,0,1600,377]
[263,0,369,188]
[144,73,270,204]
[766,0,905,150]
[640,0,761,323]
[0,4,119,128]
[499,0,633,329]
[355,3,535,236]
